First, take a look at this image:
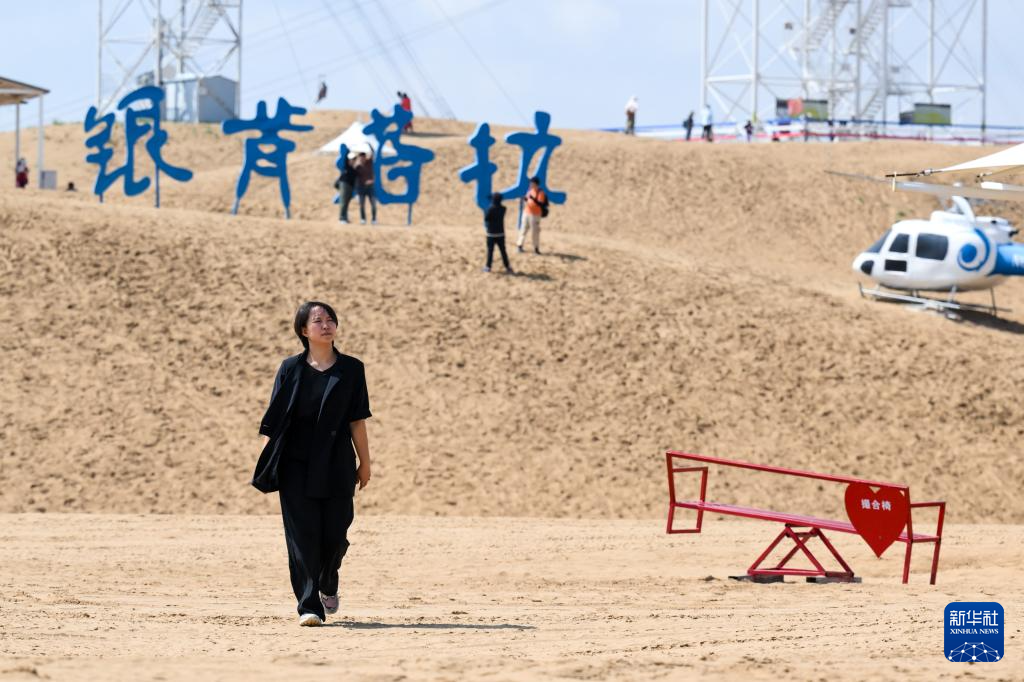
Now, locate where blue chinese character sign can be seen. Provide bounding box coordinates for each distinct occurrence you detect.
[945,602,1003,663]
[458,111,567,216]
[500,111,566,206]
[83,85,193,206]
[222,97,312,219]
[361,104,435,224]
[458,122,498,211]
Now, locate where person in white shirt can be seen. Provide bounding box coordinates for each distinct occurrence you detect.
[624,96,639,135]
[701,105,713,142]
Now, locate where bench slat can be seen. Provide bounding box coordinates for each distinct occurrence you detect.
[675,500,938,542]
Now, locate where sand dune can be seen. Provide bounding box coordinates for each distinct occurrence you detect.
[2,113,1024,523]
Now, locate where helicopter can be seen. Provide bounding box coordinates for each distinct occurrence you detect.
[850,187,1024,315]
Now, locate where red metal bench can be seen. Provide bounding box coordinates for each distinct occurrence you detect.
[665,451,946,584]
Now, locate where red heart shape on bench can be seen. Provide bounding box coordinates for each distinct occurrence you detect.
[844,483,908,558]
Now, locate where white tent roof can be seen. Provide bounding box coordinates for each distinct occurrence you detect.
[316,120,394,157]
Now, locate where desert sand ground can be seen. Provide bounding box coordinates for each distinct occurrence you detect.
[1,113,1023,679]
[1,514,1021,681]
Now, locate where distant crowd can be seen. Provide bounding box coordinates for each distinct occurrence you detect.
[624,96,847,144]
[334,141,549,275]
[626,97,719,142]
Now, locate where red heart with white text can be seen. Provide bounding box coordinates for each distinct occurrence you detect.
[844,483,908,558]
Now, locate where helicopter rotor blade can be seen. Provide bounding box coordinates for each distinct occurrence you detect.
[825,170,1024,202]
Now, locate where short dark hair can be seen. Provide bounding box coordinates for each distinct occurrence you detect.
[529,176,540,185]
[293,301,338,350]
[491,192,503,203]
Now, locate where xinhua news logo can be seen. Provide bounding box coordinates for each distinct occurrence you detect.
[945,602,1004,663]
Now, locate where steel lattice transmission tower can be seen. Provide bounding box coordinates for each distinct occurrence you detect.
[700,0,987,130]
[97,0,242,120]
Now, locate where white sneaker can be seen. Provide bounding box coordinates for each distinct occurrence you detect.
[298,613,323,627]
[320,592,339,615]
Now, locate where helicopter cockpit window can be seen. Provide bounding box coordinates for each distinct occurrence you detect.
[916,233,949,261]
[884,259,907,272]
[865,230,890,253]
[889,233,910,253]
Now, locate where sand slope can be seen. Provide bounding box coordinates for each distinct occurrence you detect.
[1,114,1024,522]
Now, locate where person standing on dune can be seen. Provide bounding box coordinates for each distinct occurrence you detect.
[398,91,413,133]
[483,192,513,274]
[683,111,694,141]
[15,158,28,188]
[334,150,357,224]
[353,152,377,225]
[624,96,639,135]
[253,301,372,627]
[516,177,548,255]
[701,104,714,142]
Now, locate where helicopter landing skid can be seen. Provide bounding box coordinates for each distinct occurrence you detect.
[858,283,1008,318]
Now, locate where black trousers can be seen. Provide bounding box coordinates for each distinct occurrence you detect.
[358,186,377,221]
[486,236,511,270]
[278,456,354,618]
[338,182,354,222]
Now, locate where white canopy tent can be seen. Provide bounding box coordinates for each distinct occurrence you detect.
[0,75,48,188]
[316,120,395,158]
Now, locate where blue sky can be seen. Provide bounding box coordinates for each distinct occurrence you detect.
[1,0,1022,132]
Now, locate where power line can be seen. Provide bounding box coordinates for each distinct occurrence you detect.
[272,1,313,104]
[11,0,511,128]
[244,0,510,112]
[371,0,456,119]
[318,0,392,103]
[429,0,526,125]
[345,0,429,116]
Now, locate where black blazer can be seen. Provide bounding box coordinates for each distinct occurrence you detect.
[253,349,371,497]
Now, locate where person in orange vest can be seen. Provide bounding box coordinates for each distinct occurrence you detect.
[516,176,548,255]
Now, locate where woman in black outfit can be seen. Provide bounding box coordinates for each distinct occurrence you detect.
[253,301,372,626]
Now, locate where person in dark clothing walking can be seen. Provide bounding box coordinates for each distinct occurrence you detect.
[483,192,513,274]
[683,111,694,141]
[254,301,372,627]
[334,146,357,224]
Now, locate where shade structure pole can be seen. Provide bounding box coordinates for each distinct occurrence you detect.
[14,102,20,187]
[37,95,44,187]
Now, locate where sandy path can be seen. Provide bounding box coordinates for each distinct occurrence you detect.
[0,514,1020,681]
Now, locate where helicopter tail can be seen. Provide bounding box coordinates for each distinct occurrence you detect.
[992,242,1024,276]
